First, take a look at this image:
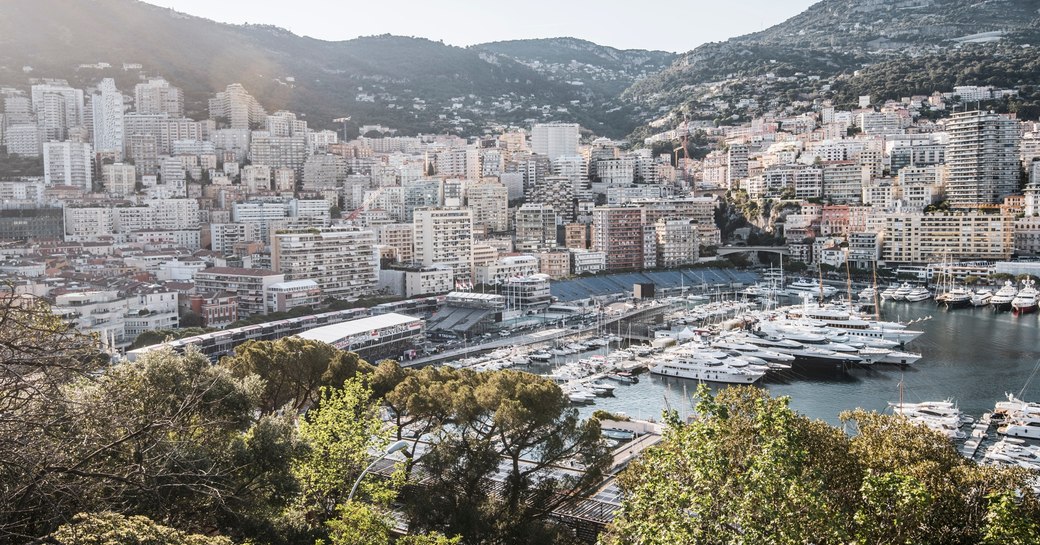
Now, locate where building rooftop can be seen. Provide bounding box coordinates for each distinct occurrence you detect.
[196,267,281,277]
[297,312,421,345]
[269,279,319,290]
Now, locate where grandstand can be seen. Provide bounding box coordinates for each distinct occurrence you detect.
[550,268,759,302]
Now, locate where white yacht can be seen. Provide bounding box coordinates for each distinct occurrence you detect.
[993,393,1040,422]
[970,289,992,307]
[859,347,922,366]
[858,286,878,301]
[991,281,1018,311]
[743,330,864,366]
[905,287,932,302]
[939,286,972,308]
[1012,279,1039,314]
[712,339,796,363]
[998,415,1040,440]
[650,356,765,384]
[891,283,913,301]
[779,303,924,344]
[880,286,898,300]
[984,439,1040,469]
[787,279,838,298]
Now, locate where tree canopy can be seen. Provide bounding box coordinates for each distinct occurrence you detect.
[377,364,612,545]
[603,385,1040,545]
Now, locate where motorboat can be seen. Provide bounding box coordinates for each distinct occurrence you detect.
[1012,279,1039,314]
[858,287,878,301]
[970,289,992,307]
[858,347,922,366]
[984,439,1040,469]
[905,287,932,302]
[650,356,766,384]
[605,371,639,384]
[993,393,1040,422]
[712,339,796,363]
[991,281,1018,311]
[998,414,1040,440]
[880,286,898,300]
[891,283,912,301]
[787,279,838,298]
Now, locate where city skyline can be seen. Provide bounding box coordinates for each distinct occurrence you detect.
[140,0,820,53]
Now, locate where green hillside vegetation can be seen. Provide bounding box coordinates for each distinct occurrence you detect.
[0,0,656,137]
[475,38,676,96]
[830,44,1040,116]
[624,0,1040,135]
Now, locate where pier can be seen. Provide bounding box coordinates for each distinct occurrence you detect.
[404,303,672,367]
[960,412,992,459]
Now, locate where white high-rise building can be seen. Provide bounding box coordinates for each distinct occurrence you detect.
[43,141,92,189]
[102,163,137,196]
[134,78,184,117]
[5,124,41,157]
[413,207,474,284]
[209,84,267,130]
[465,181,509,232]
[532,122,580,161]
[271,227,378,299]
[91,79,125,158]
[945,110,1021,206]
[31,83,84,141]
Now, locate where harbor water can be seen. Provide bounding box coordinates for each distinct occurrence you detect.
[578,300,1040,425]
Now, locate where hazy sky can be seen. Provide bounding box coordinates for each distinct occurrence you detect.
[142,0,820,53]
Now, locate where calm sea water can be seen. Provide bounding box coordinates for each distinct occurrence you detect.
[576,301,1040,425]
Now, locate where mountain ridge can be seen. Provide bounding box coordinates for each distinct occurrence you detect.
[623,0,1040,134]
[0,0,664,137]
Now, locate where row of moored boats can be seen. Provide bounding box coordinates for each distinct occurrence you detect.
[867,279,1040,313]
[649,299,925,384]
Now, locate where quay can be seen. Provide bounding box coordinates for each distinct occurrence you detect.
[403,303,673,368]
[960,412,993,459]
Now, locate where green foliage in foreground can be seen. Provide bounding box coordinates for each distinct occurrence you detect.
[602,385,1040,545]
[129,327,214,349]
[49,512,233,545]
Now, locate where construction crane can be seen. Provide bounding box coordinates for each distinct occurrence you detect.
[344,187,385,222]
[333,116,352,141]
[673,114,693,197]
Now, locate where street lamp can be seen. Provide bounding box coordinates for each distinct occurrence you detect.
[347,440,409,502]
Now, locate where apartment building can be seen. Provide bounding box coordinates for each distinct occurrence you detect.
[413,207,474,284]
[193,267,285,317]
[882,210,1014,264]
[271,227,379,299]
[592,207,645,271]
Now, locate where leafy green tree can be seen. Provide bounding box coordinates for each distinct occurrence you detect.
[604,386,1040,545]
[0,296,109,540]
[220,338,371,413]
[4,346,301,542]
[604,385,858,545]
[384,366,611,545]
[48,512,232,545]
[294,377,395,521]
[842,409,1040,544]
[129,327,212,349]
[320,502,460,545]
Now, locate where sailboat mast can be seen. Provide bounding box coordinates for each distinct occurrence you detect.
[817,263,825,304]
[845,249,852,305]
[872,260,880,321]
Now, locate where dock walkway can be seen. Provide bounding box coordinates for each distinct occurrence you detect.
[960,412,992,459]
